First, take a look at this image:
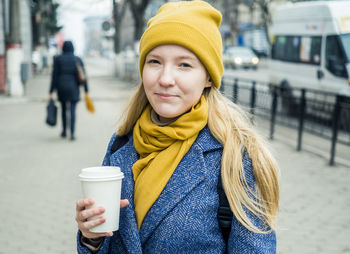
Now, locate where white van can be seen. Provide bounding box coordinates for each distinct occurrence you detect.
[269,1,350,97]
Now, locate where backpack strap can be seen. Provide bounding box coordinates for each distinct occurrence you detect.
[110,134,233,245]
[218,149,248,244]
[218,175,233,245]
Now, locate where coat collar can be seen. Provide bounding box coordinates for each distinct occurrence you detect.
[194,125,222,152]
[112,126,222,250]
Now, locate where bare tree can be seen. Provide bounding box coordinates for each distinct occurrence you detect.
[129,0,150,41]
[113,0,128,53]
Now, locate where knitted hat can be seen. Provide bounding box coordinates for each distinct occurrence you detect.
[139,0,223,89]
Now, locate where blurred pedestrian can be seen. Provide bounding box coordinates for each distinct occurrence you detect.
[31,47,41,75]
[39,43,49,74]
[49,40,88,141]
[75,1,279,253]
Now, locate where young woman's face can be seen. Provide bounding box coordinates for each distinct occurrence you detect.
[142,44,212,120]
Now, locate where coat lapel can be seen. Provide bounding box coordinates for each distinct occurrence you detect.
[139,143,207,245]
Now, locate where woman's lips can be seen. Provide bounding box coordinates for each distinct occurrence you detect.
[155,93,177,99]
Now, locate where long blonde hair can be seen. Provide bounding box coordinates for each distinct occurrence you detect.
[117,83,279,233]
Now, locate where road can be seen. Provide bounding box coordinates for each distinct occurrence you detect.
[224,59,269,82]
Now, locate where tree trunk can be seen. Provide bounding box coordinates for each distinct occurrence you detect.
[133,13,145,41]
[129,0,150,41]
[113,0,127,53]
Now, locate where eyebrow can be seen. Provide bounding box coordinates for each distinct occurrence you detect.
[146,54,197,61]
[177,55,197,61]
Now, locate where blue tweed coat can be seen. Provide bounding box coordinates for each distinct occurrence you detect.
[77,126,276,253]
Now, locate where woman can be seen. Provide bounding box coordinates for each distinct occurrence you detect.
[75,1,279,253]
[49,40,88,141]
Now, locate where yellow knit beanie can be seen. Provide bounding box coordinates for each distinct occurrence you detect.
[139,0,223,89]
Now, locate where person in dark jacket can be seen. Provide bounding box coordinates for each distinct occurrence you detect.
[49,40,88,141]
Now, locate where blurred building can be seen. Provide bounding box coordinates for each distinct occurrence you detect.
[0,0,59,96]
[115,0,289,57]
[216,0,277,56]
[84,15,114,58]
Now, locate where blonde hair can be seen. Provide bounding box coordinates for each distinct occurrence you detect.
[117,83,279,233]
[205,87,279,233]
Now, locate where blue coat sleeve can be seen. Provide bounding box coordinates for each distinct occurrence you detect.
[77,231,112,254]
[227,155,276,254]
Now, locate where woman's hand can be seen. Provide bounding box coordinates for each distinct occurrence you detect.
[75,198,129,239]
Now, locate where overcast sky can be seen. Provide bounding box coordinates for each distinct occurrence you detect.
[56,0,112,56]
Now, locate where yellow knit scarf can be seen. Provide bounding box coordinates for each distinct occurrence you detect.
[132,95,208,229]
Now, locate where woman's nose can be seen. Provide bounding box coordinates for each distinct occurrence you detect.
[159,65,175,86]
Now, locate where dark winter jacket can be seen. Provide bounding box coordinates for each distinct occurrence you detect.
[50,41,88,102]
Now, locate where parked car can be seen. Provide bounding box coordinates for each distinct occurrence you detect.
[223,46,259,69]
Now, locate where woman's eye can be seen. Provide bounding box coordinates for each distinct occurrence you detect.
[180,63,191,68]
[147,59,160,64]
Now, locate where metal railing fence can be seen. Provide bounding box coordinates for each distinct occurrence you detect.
[221,77,350,165]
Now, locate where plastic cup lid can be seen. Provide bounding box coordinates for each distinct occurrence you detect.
[79,166,124,181]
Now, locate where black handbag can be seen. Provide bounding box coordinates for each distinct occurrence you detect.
[46,99,57,126]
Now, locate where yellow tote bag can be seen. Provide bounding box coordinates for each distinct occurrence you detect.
[84,94,95,113]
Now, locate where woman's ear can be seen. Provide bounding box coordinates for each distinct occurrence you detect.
[205,77,213,88]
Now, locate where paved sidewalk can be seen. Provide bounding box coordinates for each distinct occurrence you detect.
[0,57,349,253]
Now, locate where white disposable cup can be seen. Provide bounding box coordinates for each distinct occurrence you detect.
[79,166,124,233]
